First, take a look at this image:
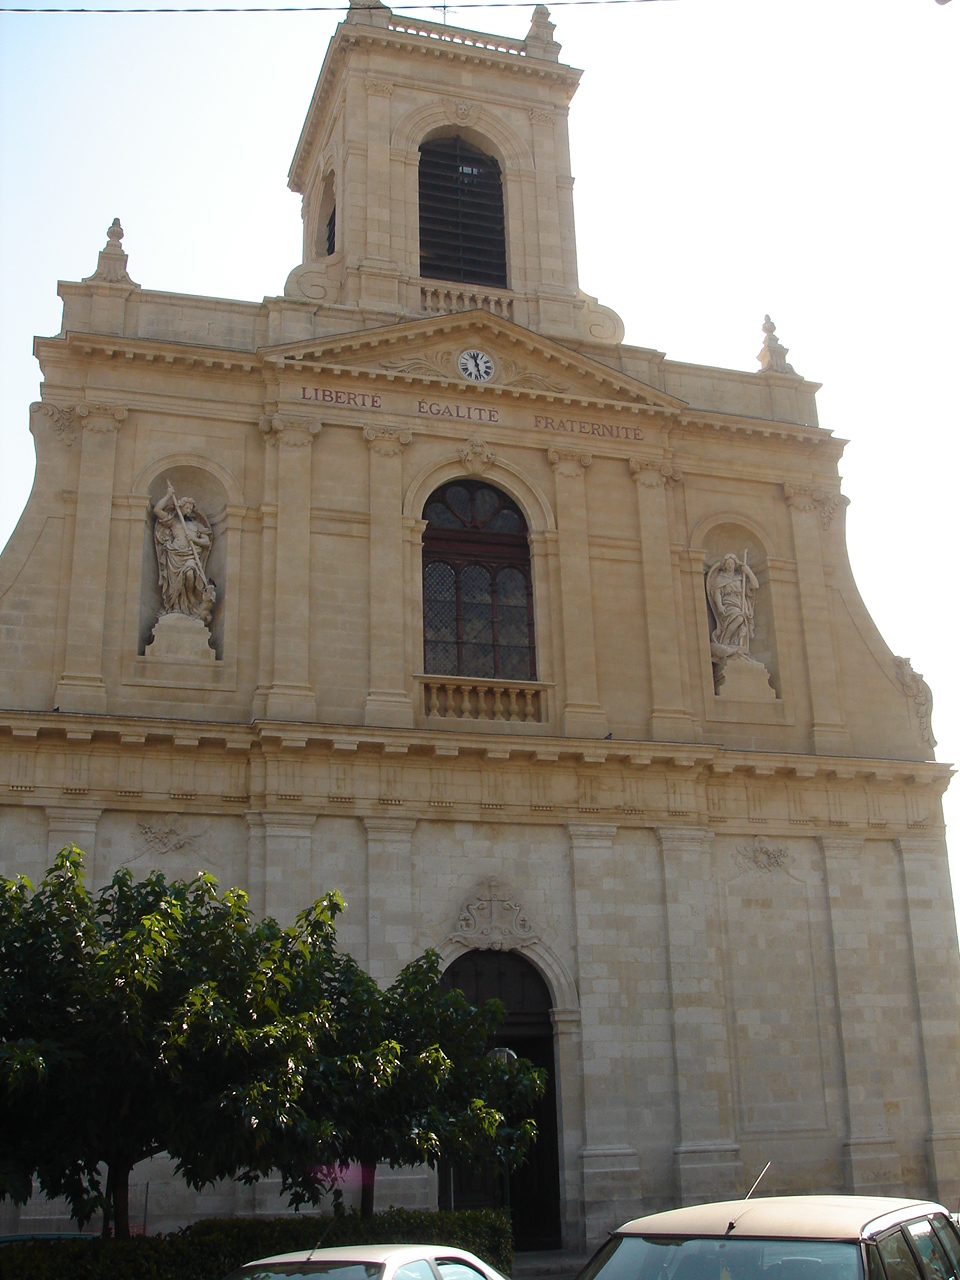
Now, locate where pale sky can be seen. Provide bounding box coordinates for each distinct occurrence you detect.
[1,0,958,924]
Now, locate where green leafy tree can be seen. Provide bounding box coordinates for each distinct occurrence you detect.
[282,950,545,1218]
[0,852,544,1233]
[0,849,343,1236]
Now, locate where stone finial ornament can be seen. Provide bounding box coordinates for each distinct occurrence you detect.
[524,4,561,60]
[84,218,137,286]
[757,314,795,375]
[894,656,937,750]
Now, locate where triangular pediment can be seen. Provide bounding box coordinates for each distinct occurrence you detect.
[260,311,686,413]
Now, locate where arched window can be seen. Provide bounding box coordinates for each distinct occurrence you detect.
[418,137,507,289]
[422,481,535,681]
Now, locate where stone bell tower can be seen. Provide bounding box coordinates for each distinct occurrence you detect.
[283,0,624,345]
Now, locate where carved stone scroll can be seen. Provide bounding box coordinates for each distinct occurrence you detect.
[451,876,539,950]
[894,656,937,749]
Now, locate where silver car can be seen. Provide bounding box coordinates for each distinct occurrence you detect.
[578,1196,960,1280]
[224,1244,510,1280]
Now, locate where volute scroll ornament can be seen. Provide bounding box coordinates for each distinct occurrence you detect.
[364,425,412,457]
[783,481,844,529]
[76,403,128,434]
[629,457,682,489]
[32,402,77,448]
[548,446,591,478]
[894,656,937,749]
[259,413,321,449]
[450,876,539,951]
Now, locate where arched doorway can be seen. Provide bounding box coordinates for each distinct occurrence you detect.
[439,950,561,1251]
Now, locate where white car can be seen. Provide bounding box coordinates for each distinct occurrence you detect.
[578,1196,960,1280]
[224,1244,511,1280]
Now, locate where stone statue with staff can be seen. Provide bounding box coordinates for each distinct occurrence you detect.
[153,480,216,623]
[706,550,760,658]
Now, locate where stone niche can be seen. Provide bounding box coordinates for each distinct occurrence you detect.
[138,465,228,661]
[702,522,781,700]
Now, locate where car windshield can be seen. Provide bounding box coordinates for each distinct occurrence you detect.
[225,1264,384,1280]
[579,1235,863,1280]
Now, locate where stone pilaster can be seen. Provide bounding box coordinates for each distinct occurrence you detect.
[364,816,417,986]
[46,805,101,879]
[784,483,850,754]
[629,458,692,741]
[360,77,399,311]
[261,414,320,720]
[567,822,640,1240]
[548,449,608,738]
[364,427,414,727]
[659,825,743,1204]
[897,834,960,1206]
[262,812,315,925]
[529,108,564,288]
[55,403,127,712]
[820,834,905,1194]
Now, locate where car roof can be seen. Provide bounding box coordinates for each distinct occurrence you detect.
[617,1196,948,1242]
[242,1245,488,1269]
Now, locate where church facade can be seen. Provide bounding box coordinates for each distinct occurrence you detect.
[1,0,959,1248]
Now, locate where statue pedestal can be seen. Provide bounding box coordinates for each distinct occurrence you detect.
[714,652,775,701]
[145,613,216,662]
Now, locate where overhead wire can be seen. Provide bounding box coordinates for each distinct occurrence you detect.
[3,0,674,12]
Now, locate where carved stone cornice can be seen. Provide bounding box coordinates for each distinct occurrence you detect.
[76,403,128,434]
[894,656,937,750]
[364,425,412,457]
[449,875,539,950]
[629,456,682,489]
[259,413,321,449]
[783,481,844,528]
[457,436,496,475]
[548,446,591,478]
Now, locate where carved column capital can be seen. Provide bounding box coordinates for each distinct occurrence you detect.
[365,77,393,97]
[529,108,555,127]
[364,425,412,457]
[457,436,496,475]
[259,413,321,449]
[629,456,682,488]
[548,446,591,478]
[76,402,127,433]
[783,480,844,528]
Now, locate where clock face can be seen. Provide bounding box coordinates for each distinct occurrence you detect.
[458,349,495,383]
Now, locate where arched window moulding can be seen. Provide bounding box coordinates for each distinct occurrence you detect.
[121,454,245,693]
[404,454,558,730]
[689,511,795,724]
